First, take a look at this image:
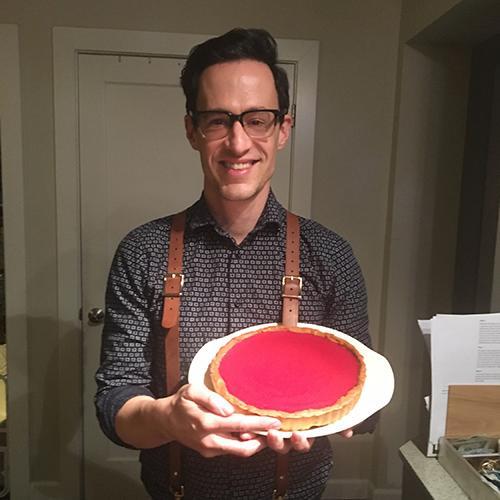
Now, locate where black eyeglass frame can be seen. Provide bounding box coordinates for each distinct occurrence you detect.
[189,109,286,139]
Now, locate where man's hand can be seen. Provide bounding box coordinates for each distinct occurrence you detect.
[163,384,283,457]
[116,384,282,458]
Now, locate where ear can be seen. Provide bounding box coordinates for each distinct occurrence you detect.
[277,114,292,150]
[185,114,200,151]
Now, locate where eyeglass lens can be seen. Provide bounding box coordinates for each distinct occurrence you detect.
[196,110,280,139]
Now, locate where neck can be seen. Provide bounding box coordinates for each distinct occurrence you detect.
[204,189,270,244]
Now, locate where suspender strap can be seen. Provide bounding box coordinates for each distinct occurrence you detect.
[162,210,301,499]
[274,211,301,499]
[273,454,290,500]
[281,212,301,326]
[162,211,186,389]
[162,211,186,499]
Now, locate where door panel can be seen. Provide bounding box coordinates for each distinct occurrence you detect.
[79,53,295,497]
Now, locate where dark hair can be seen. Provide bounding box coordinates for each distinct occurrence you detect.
[180,28,289,115]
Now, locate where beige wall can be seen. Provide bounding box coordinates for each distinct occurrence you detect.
[1,0,480,498]
[400,0,462,41]
[377,42,469,488]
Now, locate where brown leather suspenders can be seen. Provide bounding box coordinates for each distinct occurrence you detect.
[162,210,301,499]
[273,211,301,499]
[161,211,186,499]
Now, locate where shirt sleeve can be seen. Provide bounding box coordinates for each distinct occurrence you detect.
[322,239,378,434]
[94,233,156,448]
[322,239,370,347]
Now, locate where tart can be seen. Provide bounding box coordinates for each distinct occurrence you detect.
[209,325,366,431]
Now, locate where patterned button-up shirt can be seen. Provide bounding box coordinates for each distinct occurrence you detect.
[95,191,371,499]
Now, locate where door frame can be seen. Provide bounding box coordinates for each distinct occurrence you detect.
[53,27,319,499]
[0,24,30,499]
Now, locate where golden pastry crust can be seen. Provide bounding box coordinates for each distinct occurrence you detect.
[209,325,366,431]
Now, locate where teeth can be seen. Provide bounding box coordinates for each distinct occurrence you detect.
[223,162,253,170]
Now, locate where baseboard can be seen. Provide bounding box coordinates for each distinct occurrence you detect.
[372,487,402,500]
[323,478,371,499]
[322,479,402,500]
[30,481,61,500]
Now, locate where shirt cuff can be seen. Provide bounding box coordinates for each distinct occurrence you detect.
[95,385,154,449]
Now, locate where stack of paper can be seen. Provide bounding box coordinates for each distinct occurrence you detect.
[418,313,500,456]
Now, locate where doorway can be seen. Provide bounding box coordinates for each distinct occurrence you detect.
[54,27,319,499]
[453,33,500,313]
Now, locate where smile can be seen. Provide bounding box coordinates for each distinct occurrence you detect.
[221,161,257,170]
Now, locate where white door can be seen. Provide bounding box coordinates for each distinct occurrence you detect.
[79,53,296,498]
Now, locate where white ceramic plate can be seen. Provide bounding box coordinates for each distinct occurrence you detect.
[188,322,394,438]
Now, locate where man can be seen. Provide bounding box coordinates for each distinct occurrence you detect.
[96,28,373,499]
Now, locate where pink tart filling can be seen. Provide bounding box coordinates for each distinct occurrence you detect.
[218,329,360,412]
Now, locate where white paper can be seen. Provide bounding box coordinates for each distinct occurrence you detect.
[427,313,500,455]
[417,319,431,354]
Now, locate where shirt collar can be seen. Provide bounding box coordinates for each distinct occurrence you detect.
[186,190,287,235]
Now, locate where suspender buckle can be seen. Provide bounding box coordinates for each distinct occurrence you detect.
[282,275,302,299]
[164,273,185,297]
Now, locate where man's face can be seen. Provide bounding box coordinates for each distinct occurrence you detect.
[185,59,291,206]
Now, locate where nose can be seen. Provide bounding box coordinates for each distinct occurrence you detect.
[225,120,252,155]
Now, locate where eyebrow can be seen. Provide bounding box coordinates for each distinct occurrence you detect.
[196,107,273,114]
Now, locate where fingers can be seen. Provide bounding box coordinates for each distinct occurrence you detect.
[172,384,317,457]
[267,429,291,454]
[205,414,281,434]
[170,385,282,458]
[204,433,267,458]
[181,384,234,417]
[180,385,281,434]
[267,430,315,454]
[338,428,353,438]
[290,432,315,452]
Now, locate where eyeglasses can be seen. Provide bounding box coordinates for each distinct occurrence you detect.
[190,109,284,140]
